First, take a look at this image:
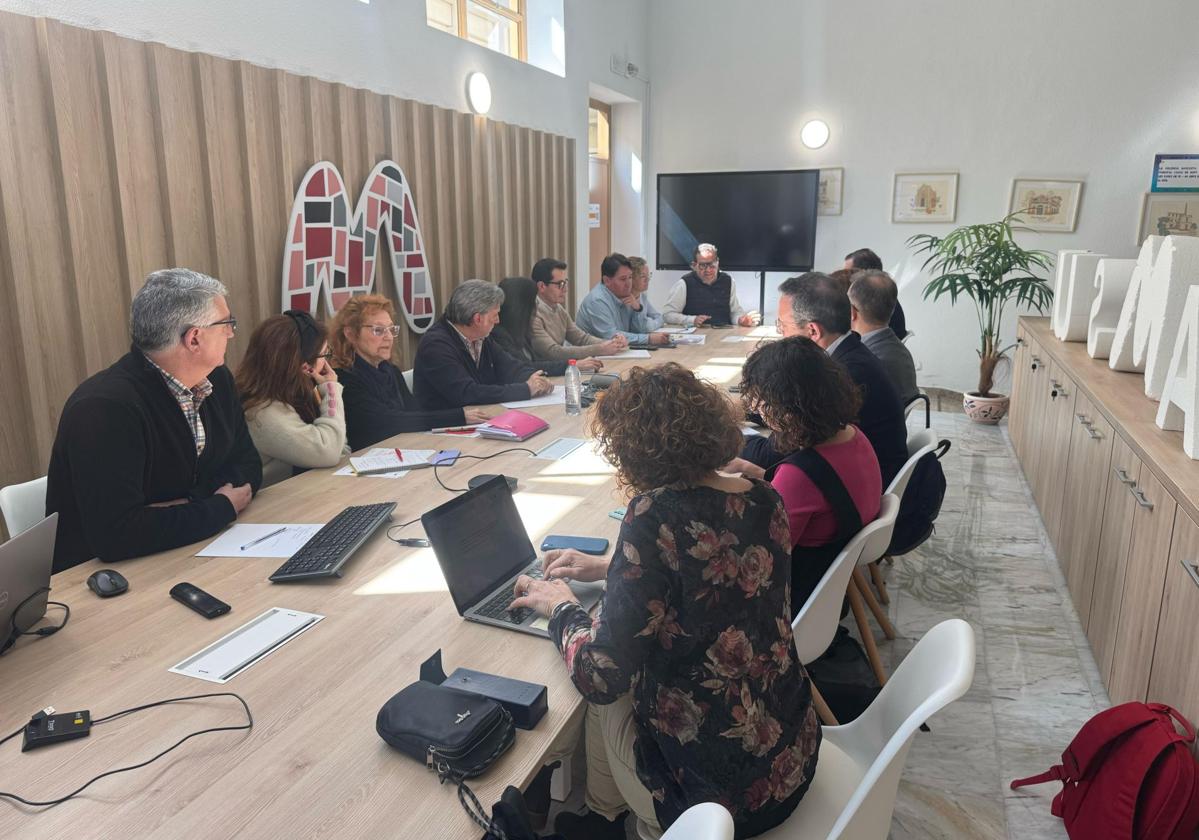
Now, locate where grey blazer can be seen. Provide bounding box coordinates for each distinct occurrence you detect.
[861,327,919,405]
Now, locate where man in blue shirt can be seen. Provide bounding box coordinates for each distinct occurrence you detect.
[575,253,671,345]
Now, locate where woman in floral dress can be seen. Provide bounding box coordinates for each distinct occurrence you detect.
[511,363,820,839]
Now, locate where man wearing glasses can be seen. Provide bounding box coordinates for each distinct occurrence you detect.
[529,257,627,360]
[662,243,761,327]
[46,268,262,572]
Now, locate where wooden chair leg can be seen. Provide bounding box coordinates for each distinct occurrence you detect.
[847,578,889,686]
[854,567,897,640]
[810,683,838,726]
[870,559,890,605]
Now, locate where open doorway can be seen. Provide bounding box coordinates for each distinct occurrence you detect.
[587,99,611,287]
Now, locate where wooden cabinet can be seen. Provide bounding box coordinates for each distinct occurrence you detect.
[1146,509,1199,757]
[1106,468,1177,702]
[1085,435,1140,656]
[1009,326,1033,458]
[1059,394,1115,598]
[1018,341,1051,491]
[1038,362,1077,549]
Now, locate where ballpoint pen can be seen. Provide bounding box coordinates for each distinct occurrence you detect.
[240,526,286,551]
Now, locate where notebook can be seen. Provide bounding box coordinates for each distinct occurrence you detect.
[477,409,549,441]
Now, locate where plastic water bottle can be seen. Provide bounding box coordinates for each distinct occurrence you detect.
[565,359,582,416]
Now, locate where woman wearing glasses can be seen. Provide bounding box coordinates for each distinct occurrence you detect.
[329,294,488,450]
[236,310,349,486]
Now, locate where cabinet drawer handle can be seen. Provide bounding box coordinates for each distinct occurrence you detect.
[1183,559,1199,591]
[1131,488,1154,510]
[1031,356,1041,370]
[1017,337,1025,346]
[1113,467,1135,485]
[1050,380,1061,398]
[1076,413,1092,426]
[1087,428,1103,440]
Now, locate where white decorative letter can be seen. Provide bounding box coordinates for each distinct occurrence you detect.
[1156,286,1199,458]
[1109,236,1166,373]
[1053,252,1106,342]
[1087,258,1136,359]
[1142,236,1199,400]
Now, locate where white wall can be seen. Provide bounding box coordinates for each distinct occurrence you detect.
[0,0,651,304]
[645,0,1199,392]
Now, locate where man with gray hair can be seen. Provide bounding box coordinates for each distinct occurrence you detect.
[742,271,907,485]
[414,279,553,410]
[849,270,918,404]
[45,269,262,572]
[662,243,760,327]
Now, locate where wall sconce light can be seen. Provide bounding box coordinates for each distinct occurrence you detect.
[800,119,830,149]
[467,72,492,115]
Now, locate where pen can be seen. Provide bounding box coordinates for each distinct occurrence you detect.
[430,424,483,433]
[394,448,404,462]
[241,526,286,551]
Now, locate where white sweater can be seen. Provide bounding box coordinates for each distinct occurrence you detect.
[247,381,349,487]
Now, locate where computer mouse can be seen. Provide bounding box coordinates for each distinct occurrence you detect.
[467,474,518,492]
[87,569,129,598]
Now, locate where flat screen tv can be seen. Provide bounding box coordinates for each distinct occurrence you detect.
[656,169,820,272]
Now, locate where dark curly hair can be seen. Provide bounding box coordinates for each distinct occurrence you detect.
[589,363,744,495]
[739,337,861,453]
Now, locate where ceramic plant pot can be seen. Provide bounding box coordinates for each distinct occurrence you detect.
[963,391,1009,424]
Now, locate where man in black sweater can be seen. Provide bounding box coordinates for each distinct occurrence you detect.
[743,272,908,487]
[46,269,262,572]
[414,279,554,410]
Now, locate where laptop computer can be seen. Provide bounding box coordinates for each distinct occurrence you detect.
[423,476,604,638]
[0,513,56,652]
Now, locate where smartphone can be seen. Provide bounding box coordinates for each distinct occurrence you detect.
[608,507,627,521]
[540,535,610,555]
[170,582,231,619]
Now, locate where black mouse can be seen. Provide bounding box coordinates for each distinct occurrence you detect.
[87,569,129,598]
[467,474,518,492]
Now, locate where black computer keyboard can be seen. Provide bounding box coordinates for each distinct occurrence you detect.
[268,502,397,582]
[473,565,542,623]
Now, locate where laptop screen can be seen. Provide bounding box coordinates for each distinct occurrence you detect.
[422,477,536,615]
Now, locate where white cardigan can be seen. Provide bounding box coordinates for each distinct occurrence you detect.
[246,381,349,487]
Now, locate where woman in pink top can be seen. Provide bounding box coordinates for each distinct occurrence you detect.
[727,336,882,606]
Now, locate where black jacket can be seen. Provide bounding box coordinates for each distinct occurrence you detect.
[413,319,538,410]
[45,350,262,572]
[489,324,568,377]
[336,354,466,451]
[889,300,908,340]
[742,332,908,488]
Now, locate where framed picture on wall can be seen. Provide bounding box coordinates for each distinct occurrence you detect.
[817,167,843,216]
[1009,178,1083,232]
[892,172,958,223]
[1138,193,1199,245]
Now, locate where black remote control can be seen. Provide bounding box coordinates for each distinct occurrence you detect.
[170,582,231,619]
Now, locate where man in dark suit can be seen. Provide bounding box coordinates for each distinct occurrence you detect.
[844,248,906,339]
[743,272,908,486]
[849,270,919,405]
[414,279,554,410]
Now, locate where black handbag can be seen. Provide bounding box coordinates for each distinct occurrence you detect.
[377,680,517,836]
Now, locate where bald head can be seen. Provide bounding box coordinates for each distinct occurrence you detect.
[848,270,898,332]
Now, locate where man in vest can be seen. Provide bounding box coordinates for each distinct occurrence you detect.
[662,243,760,327]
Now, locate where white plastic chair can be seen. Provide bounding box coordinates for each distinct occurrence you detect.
[0,476,47,538]
[402,368,415,392]
[793,494,900,722]
[655,802,734,840]
[758,618,976,840]
[903,393,930,428]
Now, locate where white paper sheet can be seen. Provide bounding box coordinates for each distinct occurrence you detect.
[656,326,696,334]
[349,448,437,474]
[596,349,653,360]
[502,385,566,409]
[196,523,324,558]
[671,334,706,345]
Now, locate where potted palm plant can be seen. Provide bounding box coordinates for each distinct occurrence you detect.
[908,212,1054,424]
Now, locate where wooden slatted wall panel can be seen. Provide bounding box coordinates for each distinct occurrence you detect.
[0,10,576,502]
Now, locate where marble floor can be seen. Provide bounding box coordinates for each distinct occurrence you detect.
[885,411,1104,840]
[552,410,1101,839]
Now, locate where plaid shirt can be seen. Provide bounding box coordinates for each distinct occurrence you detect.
[450,323,484,366]
[146,356,214,456]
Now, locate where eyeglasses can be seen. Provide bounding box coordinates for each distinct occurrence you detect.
[545,279,569,288]
[695,260,719,270]
[315,350,334,361]
[185,316,237,337]
[364,324,402,337]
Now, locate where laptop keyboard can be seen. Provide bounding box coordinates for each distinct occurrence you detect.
[474,565,542,624]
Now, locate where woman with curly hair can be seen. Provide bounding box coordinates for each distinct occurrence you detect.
[728,336,882,605]
[510,363,819,840]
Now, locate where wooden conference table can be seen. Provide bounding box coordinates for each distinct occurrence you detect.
[0,326,773,838]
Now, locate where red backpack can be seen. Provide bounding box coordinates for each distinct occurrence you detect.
[1010,702,1199,839]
